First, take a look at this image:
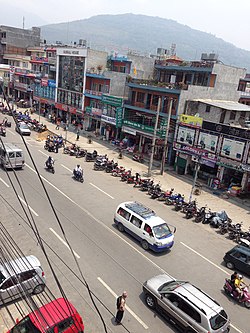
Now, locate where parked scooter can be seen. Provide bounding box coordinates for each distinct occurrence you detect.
[223,278,250,308]
[210,210,231,228]
[185,201,197,219]
[132,153,144,163]
[157,188,174,201]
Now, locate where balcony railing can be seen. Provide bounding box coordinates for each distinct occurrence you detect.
[127,78,188,90]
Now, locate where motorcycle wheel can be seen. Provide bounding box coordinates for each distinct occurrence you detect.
[244,301,250,309]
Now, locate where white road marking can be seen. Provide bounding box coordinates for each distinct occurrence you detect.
[49,227,80,259]
[61,164,72,172]
[18,195,39,216]
[39,149,49,157]
[8,130,16,136]
[89,183,114,199]
[0,178,9,187]
[97,277,148,329]
[26,140,32,146]
[181,242,230,275]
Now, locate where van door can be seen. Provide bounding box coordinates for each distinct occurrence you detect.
[141,223,154,247]
[0,276,19,303]
[128,215,143,240]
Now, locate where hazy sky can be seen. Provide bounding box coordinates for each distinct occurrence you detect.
[1,0,250,51]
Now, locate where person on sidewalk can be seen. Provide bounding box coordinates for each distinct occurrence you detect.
[55,118,60,130]
[115,291,127,325]
[76,128,80,141]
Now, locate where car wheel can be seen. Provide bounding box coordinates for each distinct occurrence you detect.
[226,261,234,270]
[141,240,149,250]
[145,294,156,309]
[33,284,45,295]
[117,223,124,232]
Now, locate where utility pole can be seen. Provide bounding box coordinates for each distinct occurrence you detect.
[38,100,41,123]
[148,96,161,177]
[189,157,201,202]
[160,98,173,175]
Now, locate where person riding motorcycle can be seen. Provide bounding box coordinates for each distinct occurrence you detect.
[46,156,54,169]
[235,274,248,299]
[74,164,83,179]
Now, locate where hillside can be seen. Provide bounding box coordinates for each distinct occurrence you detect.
[41,13,250,71]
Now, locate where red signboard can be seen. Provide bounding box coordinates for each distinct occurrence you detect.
[55,103,77,114]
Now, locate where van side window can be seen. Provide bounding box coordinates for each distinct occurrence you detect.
[117,208,131,221]
[144,224,152,234]
[16,151,22,157]
[1,277,18,289]
[9,152,15,158]
[131,216,142,228]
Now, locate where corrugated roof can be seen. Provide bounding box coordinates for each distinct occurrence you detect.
[192,99,250,112]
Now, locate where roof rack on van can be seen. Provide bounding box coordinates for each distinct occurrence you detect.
[125,202,155,219]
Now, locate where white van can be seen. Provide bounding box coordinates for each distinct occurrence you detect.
[114,201,176,252]
[0,143,25,169]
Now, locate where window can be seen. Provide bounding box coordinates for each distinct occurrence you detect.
[229,111,236,120]
[205,105,210,113]
[117,208,131,221]
[19,270,36,282]
[12,317,41,333]
[233,251,247,262]
[1,277,17,289]
[166,293,182,307]
[152,95,159,106]
[16,151,22,158]
[136,92,145,103]
[178,299,201,322]
[130,216,142,228]
[8,152,15,158]
[57,317,74,333]
[0,271,6,284]
[144,224,152,234]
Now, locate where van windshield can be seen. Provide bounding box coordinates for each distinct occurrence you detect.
[210,310,228,330]
[12,316,41,333]
[153,223,171,239]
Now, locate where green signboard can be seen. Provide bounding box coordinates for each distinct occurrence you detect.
[102,94,123,107]
[116,107,123,128]
[123,119,166,138]
[85,106,92,114]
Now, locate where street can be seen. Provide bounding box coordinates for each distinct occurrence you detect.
[0,127,249,333]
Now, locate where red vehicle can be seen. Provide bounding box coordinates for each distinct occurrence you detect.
[7,298,84,333]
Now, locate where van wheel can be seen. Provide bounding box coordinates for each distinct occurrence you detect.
[145,294,156,309]
[141,240,149,250]
[117,223,124,232]
[33,284,45,295]
[226,261,234,269]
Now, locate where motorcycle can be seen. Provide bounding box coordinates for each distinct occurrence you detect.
[112,166,125,177]
[76,148,87,158]
[210,210,231,228]
[185,201,197,219]
[157,188,174,201]
[174,195,186,211]
[85,150,98,162]
[45,161,55,174]
[94,159,107,171]
[165,193,183,206]
[219,220,242,235]
[73,169,84,183]
[195,206,207,223]
[121,170,132,182]
[148,183,161,196]
[132,153,144,163]
[0,126,6,137]
[151,186,162,199]
[223,279,250,308]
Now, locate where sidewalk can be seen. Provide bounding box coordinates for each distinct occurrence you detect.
[30,113,250,231]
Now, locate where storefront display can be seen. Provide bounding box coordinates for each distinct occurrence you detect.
[198,131,218,152]
[220,138,245,161]
[176,126,196,146]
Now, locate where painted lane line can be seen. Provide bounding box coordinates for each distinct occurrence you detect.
[61,164,72,172]
[39,149,49,157]
[180,242,229,275]
[0,178,9,187]
[98,277,148,329]
[18,196,39,216]
[25,163,166,275]
[89,183,114,199]
[8,130,16,136]
[49,228,80,259]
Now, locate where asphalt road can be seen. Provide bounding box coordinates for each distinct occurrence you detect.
[0,127,249,333]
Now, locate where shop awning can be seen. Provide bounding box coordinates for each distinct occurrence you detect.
[192,99,250,112]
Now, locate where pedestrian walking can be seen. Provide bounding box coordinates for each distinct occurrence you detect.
[55,118,60,130]
[76,128,80,141]
[115,291,127,325]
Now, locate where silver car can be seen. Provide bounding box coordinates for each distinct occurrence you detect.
[0,255,46,305]
[16,122,31,136]
[143,274,230,333]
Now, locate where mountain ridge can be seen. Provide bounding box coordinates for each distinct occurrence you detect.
[41,13,250,71]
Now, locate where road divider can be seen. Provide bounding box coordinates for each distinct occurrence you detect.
[97,277,148,329]
[49,227,80,259]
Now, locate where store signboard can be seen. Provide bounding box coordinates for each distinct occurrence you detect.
[116,107,123,128]
[101,115,116,125]
[57,48,87,57]
[123,126,137,136]
[198,131,218,153]
[176,126,196,146]
[220,138,245,161]
[123,119,166,137]
[179,114,203,127]
[102,94,123,107]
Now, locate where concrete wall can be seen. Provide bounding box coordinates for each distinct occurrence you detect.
[177,63,247,116]
[127,54,155,79]
[102,71,127,97]
[0,26,41,48]
[86,49,108,73]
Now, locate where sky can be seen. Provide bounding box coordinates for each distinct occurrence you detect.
[1,0,250,51]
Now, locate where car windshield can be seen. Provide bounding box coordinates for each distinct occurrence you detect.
[12,316,41,333]
[159,280,185,292]
[20,124,29,129]
[210,310,228,330]
[153,223,171,239]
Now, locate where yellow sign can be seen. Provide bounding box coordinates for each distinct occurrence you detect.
[179,114,203,127]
